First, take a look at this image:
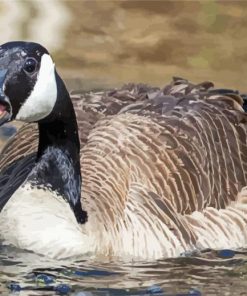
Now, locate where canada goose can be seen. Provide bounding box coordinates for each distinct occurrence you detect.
[0,41,247,260]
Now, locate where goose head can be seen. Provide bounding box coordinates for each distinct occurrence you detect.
[0,41,86,225]
[0,41,68,126]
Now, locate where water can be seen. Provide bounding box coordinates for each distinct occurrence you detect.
[1,1,247,295]
[0,246,247,296]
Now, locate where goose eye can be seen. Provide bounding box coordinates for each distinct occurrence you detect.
[23,58,37,74]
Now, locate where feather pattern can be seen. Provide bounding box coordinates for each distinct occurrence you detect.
[1,77,247,259]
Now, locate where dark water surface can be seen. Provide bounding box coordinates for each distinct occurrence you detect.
[1,1,247,295]
[0,246,247,296]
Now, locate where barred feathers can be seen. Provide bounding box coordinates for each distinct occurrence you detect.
[1,78,247,259]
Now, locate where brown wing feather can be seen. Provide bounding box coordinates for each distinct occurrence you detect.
[80,79,247,223]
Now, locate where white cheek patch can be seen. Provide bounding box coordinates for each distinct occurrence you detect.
[16,54,57,122]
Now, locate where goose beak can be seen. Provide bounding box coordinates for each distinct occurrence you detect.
[0,69,11,127]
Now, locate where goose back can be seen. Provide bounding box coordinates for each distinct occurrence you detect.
[1,78,247,258]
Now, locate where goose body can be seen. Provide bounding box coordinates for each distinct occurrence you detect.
[0,42,247,260]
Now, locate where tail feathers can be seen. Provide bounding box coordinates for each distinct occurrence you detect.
[124,184,197,257]
[185,188,247,251]
[124,184,247,258]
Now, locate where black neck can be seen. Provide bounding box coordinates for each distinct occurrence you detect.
[37,71,81,158]
[28,74,87,224]
[37,105,80,161]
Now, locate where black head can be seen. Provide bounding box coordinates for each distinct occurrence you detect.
[0,41,60,126]
[0,42,84,224]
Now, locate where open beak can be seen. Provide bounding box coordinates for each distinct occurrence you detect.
[0,69,11,127]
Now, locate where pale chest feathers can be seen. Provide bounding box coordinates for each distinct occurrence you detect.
[0,180,184,260]
[0,182,93,259]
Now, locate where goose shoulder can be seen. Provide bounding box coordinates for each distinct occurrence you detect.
[81,78,247,214]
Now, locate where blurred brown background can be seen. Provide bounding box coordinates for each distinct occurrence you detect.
[0,0,247,146]
[1,0,247,89]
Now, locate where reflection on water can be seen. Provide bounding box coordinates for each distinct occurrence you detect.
[1,1,247,295]
[0,246,247,295]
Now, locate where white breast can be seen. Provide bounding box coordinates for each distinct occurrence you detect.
[0,182,93,259]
